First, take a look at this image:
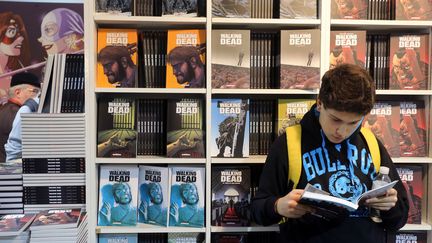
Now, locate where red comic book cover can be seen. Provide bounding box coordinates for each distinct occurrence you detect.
[396,165,423,224]
[395,0,432,20]
[331,0,368,19]
[399,101,427,157]
[0,214,36,236]
[330,30,366,69]
[389,34,429,90]
[363,101,400,157]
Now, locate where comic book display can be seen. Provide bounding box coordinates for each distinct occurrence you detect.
[98,165,139,226]
[211,166,251,226]
[97,28,138,88]
[168,166,205,227]
[97,97,137,158]
[212,29,251,89]
[211,99,250,158]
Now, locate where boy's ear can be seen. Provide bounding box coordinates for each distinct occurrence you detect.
[316,99,322,112]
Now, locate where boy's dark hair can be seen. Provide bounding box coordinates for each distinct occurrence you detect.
[318,64,375,115]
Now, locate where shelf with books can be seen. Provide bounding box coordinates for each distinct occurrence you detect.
[94,14,207,27]
[211,89,319,95]
[211,156,267,164]
[376,90,432,96]
[96,225,206,234]
[330,19,432,30]
[393,158,432,164]
[95,88,207,94]
[85,1,432,242]
[400,223,432,231]
[210,225,279,233]
[95,158,207,164]
[212,18,321,28]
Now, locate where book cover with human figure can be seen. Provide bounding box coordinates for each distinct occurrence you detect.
[138,165,169,226]
[331,0,368,19]
[162,0,198,16]
[97,97,137,158]
[98,165,139,226]
[0,214,35,236]
[277,99,315,136]
[168,166,205,227]
[212,0,251,17]
[280,0,317,19]
[389,34,429,90]
[212,29,250,89]
[395,165,423,224]
[399,101,427,157]
[362,101,400,157]
[280,29,320,90]
[211,99,250,158]
[395,0,432,20]
[329,30,366,69]
[30,208,82,230]
[166,29,206,88]
[166,98,205,158]
[97,28,138,88]
[387,231,427,243]
[0,3,84,105]
[211,166,251,227]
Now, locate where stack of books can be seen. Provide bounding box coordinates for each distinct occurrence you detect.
[29,209,87,243]
[21,113,86,158]
[0,162,24,215]
[0,214,35,243]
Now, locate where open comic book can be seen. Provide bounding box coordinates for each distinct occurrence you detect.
[300,181,398,212]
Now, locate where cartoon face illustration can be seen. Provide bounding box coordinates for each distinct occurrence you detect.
[38,8,83,54]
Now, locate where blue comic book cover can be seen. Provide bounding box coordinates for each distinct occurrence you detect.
[211,99,249,158]
[98,165,139,226]
[169,166,205,227]
[138,165,169,226]
[99,233,138,243]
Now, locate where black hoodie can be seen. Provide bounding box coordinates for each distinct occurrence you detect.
[251,104,408,243]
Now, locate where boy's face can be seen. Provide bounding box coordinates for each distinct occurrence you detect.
[317,100,364,144]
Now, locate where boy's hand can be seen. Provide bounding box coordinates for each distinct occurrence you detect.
[276,189,315,218]
[364,188,398,211]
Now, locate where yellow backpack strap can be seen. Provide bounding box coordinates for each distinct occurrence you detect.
[360,127,381,173]
[286,125,302,190]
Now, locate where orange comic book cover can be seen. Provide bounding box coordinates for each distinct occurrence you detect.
[166,29,206,88]
[97,28,138,88]
[329,30,366,69]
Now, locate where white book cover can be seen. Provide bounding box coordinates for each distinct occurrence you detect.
[212,29,251,89]
[98,165,139,226]
[169,166,205,227]
[138,165,169,226]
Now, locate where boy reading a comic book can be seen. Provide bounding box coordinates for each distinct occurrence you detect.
[251,64,408,243]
